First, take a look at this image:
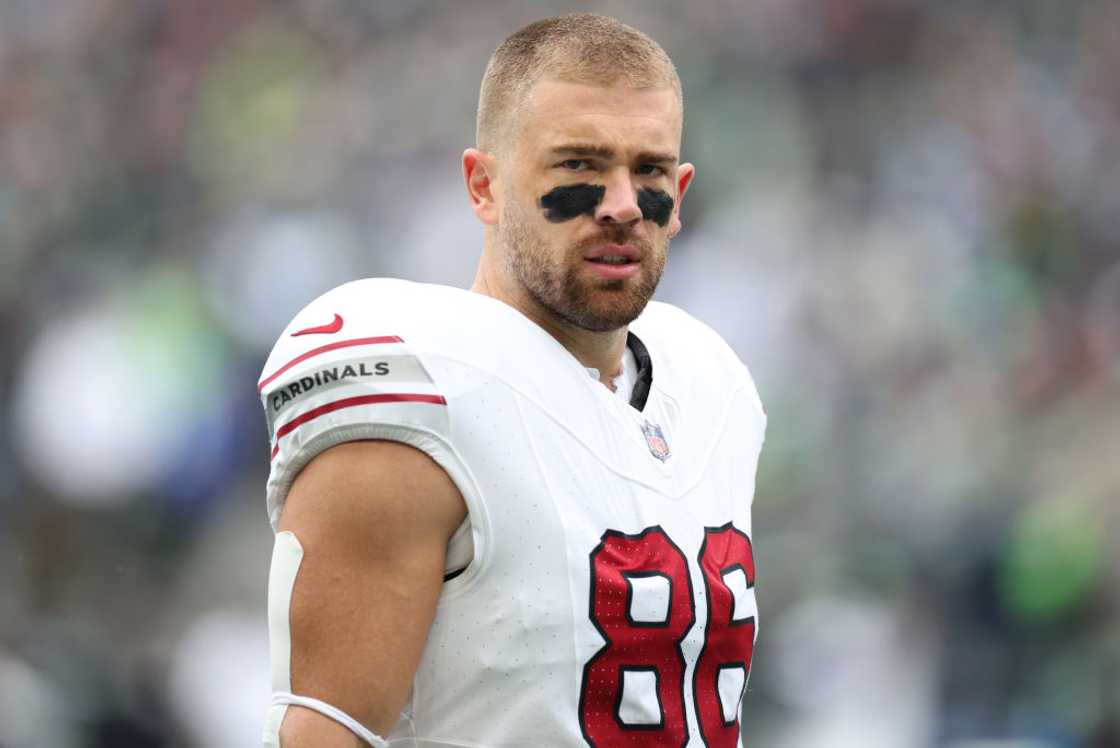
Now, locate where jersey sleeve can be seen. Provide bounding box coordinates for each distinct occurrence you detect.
[258,281,455,530]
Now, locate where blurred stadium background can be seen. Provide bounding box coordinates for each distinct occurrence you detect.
[1,1,1118,746]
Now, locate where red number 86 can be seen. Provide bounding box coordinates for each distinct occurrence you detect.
[579,523,756,748]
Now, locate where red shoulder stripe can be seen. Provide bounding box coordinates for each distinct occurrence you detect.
[258,336,403,393]
[270,392,447,460]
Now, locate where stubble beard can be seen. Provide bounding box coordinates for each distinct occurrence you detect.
[499,202,668,333]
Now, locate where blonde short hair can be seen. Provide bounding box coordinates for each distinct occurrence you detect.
[476,13,682,154]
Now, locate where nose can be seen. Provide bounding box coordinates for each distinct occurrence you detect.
[593,167,642,226]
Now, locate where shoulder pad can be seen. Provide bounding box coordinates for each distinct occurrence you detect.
[258,279,452,527]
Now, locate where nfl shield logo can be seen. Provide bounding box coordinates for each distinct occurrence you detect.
[641,420,671,462]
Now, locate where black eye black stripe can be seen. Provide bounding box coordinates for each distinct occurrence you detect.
[539,184,605,222]
[538,184,675,226]
[637,188,673,227]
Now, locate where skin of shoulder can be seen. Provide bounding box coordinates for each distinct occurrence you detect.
[276,439,467,744]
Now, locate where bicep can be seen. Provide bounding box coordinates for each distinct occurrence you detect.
[273,439,467,743]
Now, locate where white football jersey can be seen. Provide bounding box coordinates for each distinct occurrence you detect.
[260,279,766,747]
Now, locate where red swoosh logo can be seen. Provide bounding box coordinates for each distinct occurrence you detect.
[291,313,343,336]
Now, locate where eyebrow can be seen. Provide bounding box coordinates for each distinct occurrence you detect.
[547,144,678,166]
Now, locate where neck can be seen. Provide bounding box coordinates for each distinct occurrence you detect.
[471,259,628,389]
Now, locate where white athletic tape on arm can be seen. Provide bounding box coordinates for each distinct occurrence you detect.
[262,532,390,748]
[271,692,389,747]
[264,531,303,746]
[269,531,303,693]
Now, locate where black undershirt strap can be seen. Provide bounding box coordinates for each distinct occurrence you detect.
[626,332,653,412]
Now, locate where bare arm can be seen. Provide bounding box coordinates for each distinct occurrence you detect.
[274,440,468,746]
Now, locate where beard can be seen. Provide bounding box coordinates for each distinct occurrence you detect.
[498,200,669,333]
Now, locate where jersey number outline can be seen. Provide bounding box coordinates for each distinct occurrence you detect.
[578,523,756,747]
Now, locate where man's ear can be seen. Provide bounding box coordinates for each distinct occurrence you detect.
[463,149,500,226]
[668,163,695,238]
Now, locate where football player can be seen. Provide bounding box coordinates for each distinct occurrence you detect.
[261,13,766,748]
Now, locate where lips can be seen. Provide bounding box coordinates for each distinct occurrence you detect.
[583,243,641,280]
[583,243,640,264]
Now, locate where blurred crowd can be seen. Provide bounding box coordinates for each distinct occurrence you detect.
[1,1,1117,746]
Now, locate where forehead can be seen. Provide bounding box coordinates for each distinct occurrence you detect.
[517,79,682,158]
